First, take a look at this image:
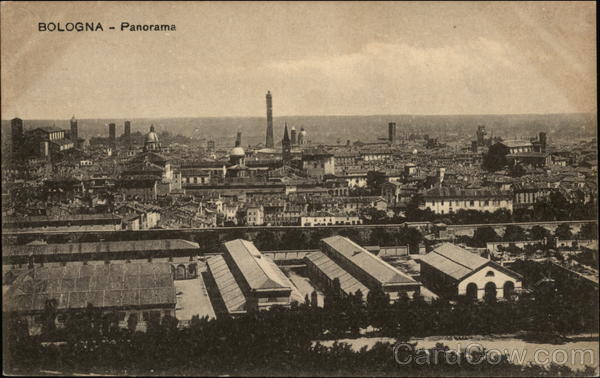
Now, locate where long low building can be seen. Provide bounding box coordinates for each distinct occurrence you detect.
[3,239,200,265]
[320,236,421,301]
[2,214,123,232]
[206,255,247,315]
[418,243,522,301]
[206,239,303,315]
[421,188,513,214]
[3,262,176,335]
[305,251,370,297]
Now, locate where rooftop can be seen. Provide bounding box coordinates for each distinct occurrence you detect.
[418,243,521,281]
[424,187,511,199]
[223,239,292,291]
[305,252,370,296]
[4,262,176,313]
[321,236,418,286]
[4,239,199,258]
[206,255,246,314]
[499,140,534,148]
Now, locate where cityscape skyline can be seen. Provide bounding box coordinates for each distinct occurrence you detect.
[1,2,596,119]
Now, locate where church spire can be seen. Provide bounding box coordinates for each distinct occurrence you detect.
[283,122,290,143]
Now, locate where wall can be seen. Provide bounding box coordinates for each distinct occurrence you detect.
[457,265,522,300]
[424,198,513,214]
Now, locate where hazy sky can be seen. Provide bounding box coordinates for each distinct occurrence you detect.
[1,1,596,119]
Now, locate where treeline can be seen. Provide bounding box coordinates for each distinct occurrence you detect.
[223,226,424,252]
[5,269,598,375]
[404,191,597,225]
[460,223,598,249]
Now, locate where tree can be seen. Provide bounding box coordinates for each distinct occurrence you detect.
[254,230,278,250]
[127,313,139,333]
[366,171,386,195]
[509,163,527,177]
[366,286,389,329]
[280,229,307,249]
[483,143,508,172]
[554,223,572,240]
[311,291,319,308]
[529,225,550,241]
[42,299,58,337]
[309,229,333,248]
[338,228,364,244]
[472,226,499,247]
[369,228,393,246]
[360,207,388,224]
[397,227,423,253]
[577,222,598,240]
[503,225,527,242]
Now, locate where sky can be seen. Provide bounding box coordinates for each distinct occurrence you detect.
[1,1,596,119]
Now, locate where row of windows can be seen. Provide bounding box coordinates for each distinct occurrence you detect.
[430,199,506,207]
[183,176,208,184]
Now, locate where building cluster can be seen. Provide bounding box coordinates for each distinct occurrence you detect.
[3,232,529,333]
[3,92,597,233]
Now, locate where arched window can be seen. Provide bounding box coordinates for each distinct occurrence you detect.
[466,283,478,301]
[485,270,495,277]
[484,282,497,301]
[503,281,515,300]
[176,265,186,280]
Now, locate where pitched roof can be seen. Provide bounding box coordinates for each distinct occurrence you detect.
[223,239,292,291]
[305,252,370,296]
[418,243,490,280]
[4,262,175,313]
[4,239,199,258]
[500,140,533,148]
[206,255,246,314]
[35,126,63,133]
[321,236,418,286]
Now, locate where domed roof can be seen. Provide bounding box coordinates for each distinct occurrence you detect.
[145,125,159,143]
[299,129,307,135]
[230,146,245,157]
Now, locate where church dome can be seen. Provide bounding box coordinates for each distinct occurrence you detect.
[300,129,307,136]
[145,125,159,143]
[230,146,245,157]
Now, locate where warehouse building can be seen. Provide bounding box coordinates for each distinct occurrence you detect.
[206,239,303,315]
[3,239,200,268]
[418,243,522,301]
[3,262,176,335]
[319,236,421,301]
[305,251,370,297]
[2,214,122,232]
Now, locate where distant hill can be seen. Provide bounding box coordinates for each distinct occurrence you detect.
[1,113,596,147]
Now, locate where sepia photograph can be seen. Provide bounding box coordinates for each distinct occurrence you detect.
[1,1,598,376]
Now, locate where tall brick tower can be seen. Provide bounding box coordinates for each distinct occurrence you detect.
[70,115,78,141]
[266,91,274,148]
